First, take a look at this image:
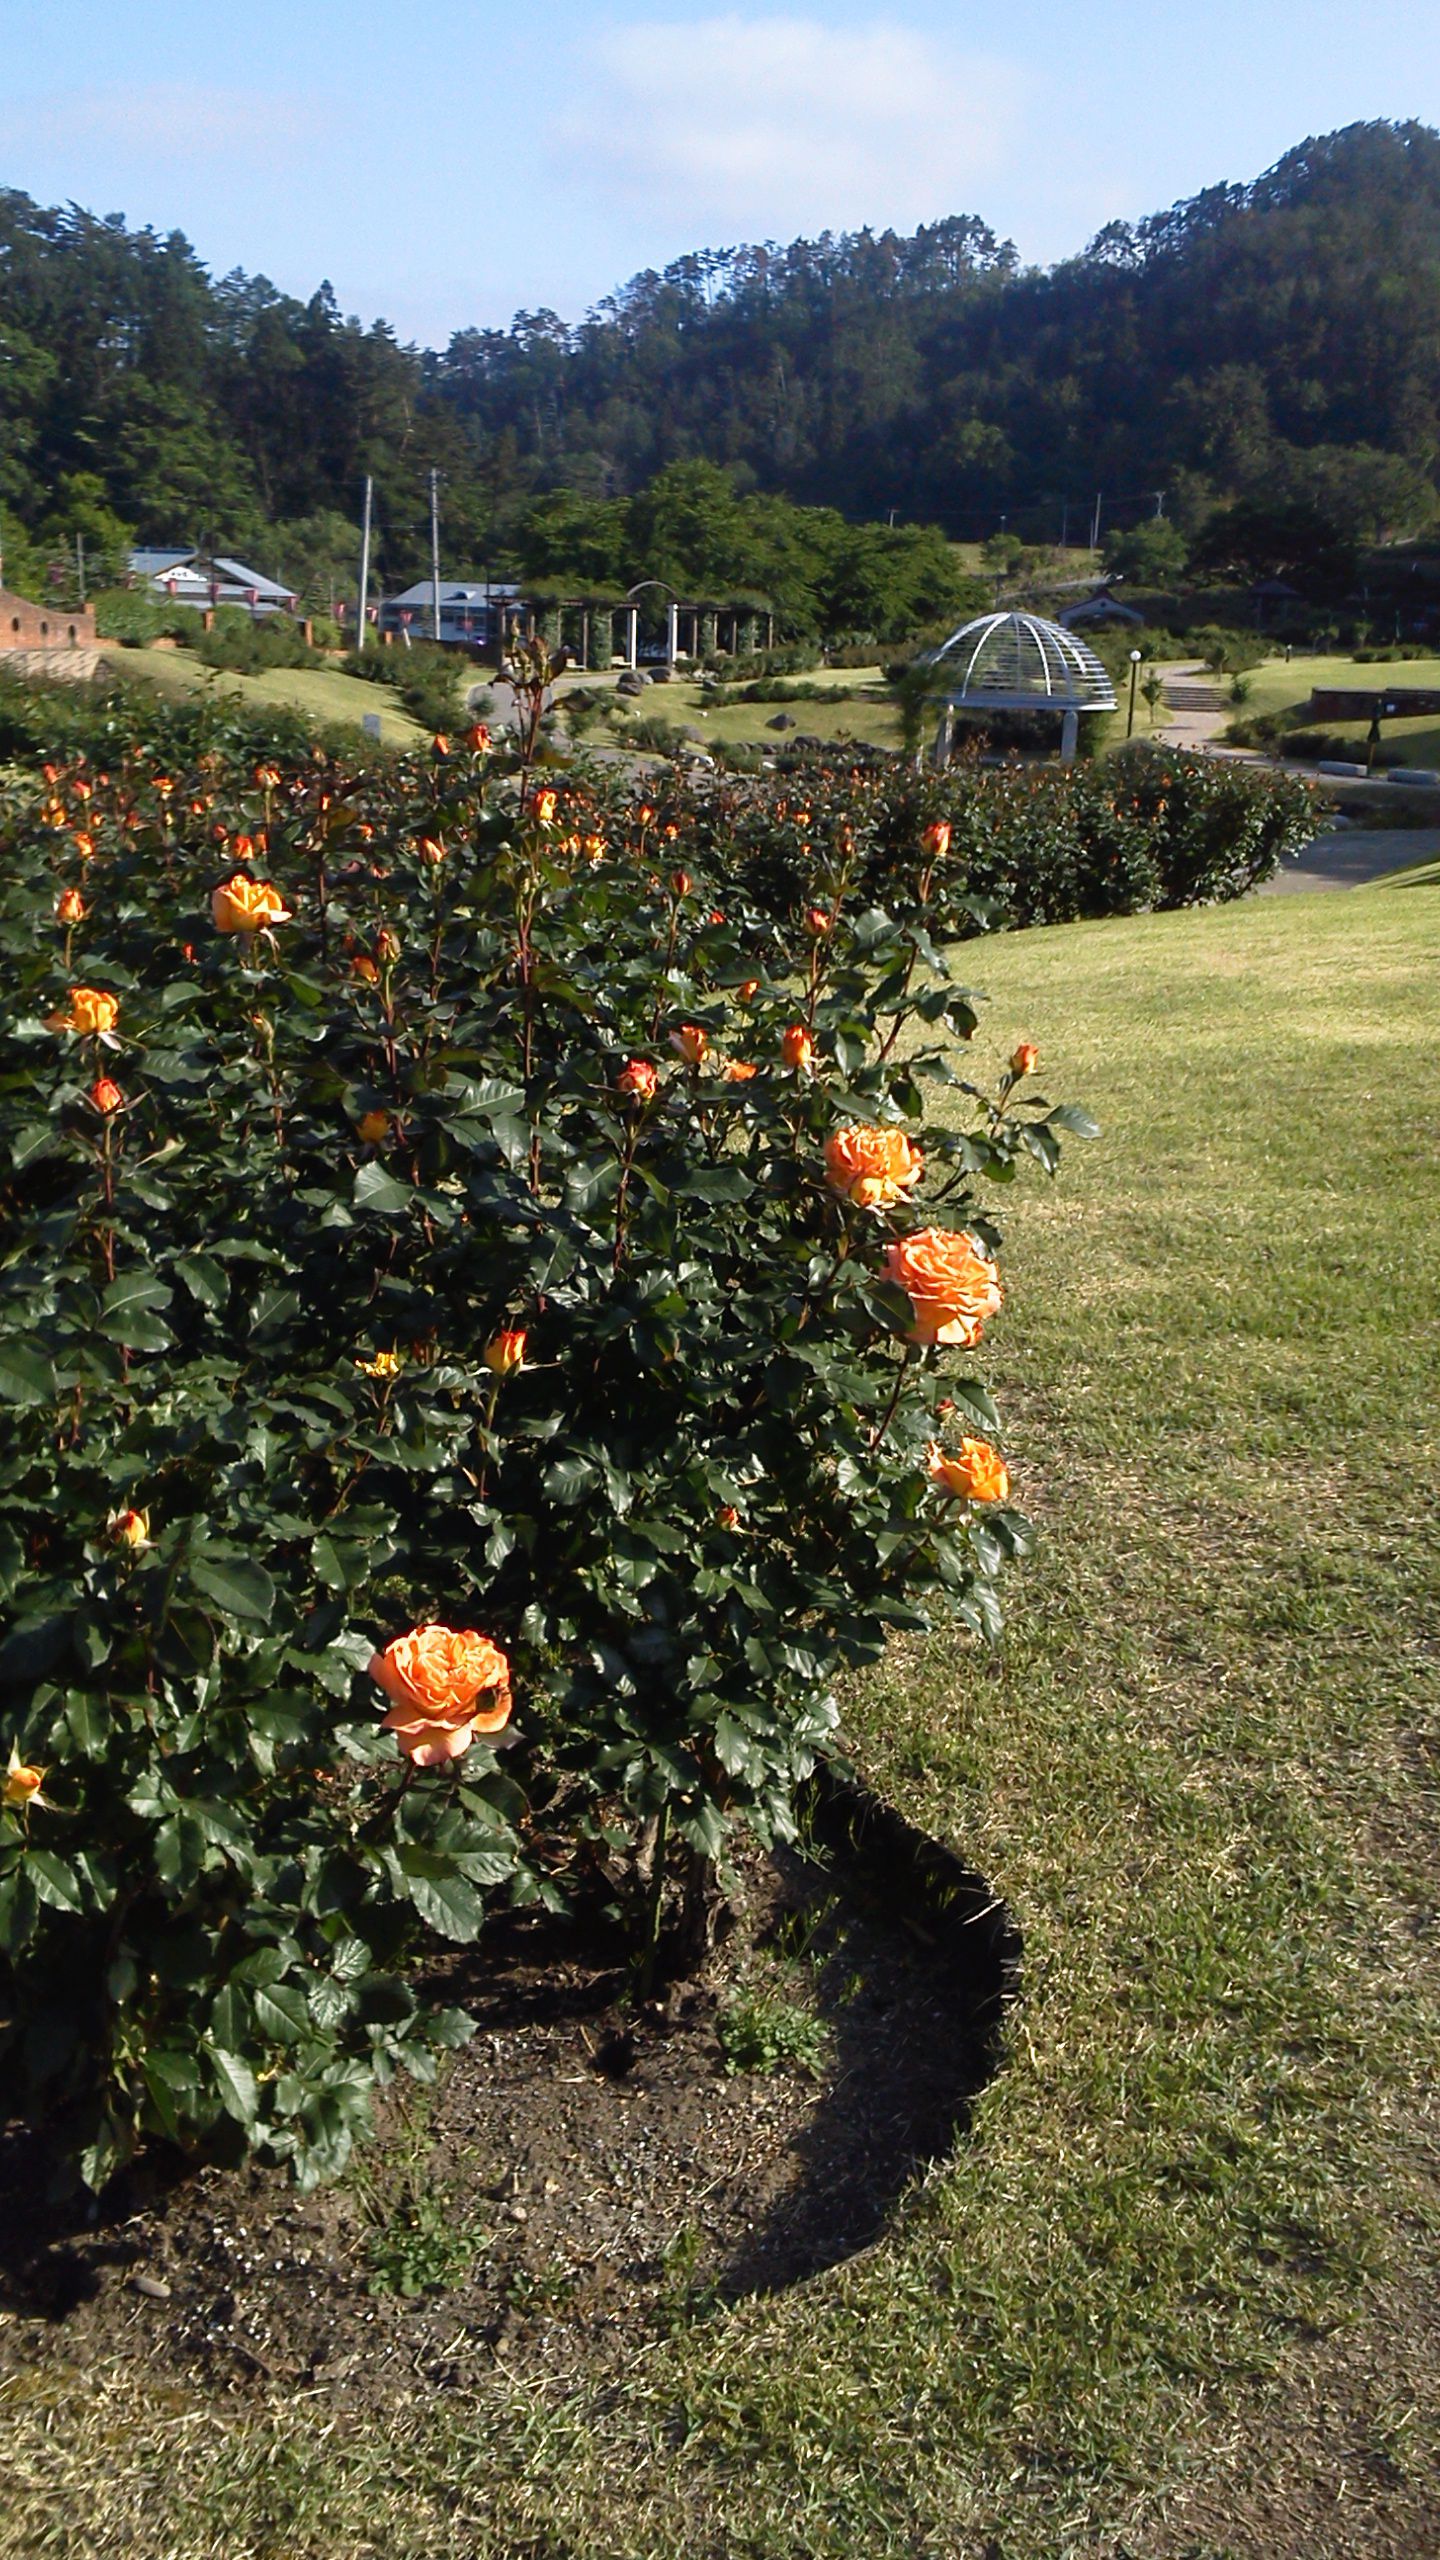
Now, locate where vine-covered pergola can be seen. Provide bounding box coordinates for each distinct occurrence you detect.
[493,580,777,671]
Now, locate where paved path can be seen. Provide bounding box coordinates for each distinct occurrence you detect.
[1261,826,1440,894]
[1154,661,1234,754]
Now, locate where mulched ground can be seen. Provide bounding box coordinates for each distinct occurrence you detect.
[0,1788,1013,2409]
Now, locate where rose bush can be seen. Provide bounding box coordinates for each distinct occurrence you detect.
[0,693,1095,2187]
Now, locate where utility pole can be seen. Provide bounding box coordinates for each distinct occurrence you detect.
[1061,500,1069,548]
[1090,491,1103,551]
[75,533,87,606]
[1154,490,1166,519]
[429,469,442,643]
[355,474,373,652]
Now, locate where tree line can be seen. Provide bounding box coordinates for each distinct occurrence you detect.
[1,117,1437,629]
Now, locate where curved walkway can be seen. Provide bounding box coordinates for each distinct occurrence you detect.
[1261,825,1440,894]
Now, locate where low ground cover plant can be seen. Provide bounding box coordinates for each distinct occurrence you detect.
[0,693,1092,2188]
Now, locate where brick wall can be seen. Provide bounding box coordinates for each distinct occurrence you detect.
[0,588,99,650]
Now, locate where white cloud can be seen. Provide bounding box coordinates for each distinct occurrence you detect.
[552,15,1022,244]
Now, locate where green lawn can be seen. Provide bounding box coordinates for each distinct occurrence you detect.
[560,664,906,753]
[5,885,1438,2559]
[1240,651,1440,767]
[102,645,428,746]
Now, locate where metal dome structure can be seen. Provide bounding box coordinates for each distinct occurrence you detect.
[927,610,1117,762]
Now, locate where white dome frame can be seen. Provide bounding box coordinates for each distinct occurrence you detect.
[925,609,1117,763]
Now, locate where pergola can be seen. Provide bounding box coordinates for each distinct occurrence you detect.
[927,610,1117,763]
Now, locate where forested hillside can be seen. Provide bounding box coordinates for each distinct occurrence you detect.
[2,117,1438,602]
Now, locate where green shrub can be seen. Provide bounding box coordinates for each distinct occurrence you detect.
[0,704,1079,2188]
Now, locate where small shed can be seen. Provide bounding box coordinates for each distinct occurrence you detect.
[927,609,1117,762]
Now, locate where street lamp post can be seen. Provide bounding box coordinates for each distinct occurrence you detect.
[1127,648,1142,739]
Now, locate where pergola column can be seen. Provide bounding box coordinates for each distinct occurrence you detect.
[1060,709,1079,762]
[626,607,638,670]
[666,601,679,667]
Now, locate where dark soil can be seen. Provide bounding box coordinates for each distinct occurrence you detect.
[0,1775,1018,2408]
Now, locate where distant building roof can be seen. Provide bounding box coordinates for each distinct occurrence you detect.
[385,579,519,608]
[211,557,298,600]
[1058,586,1146,628]
[130,548,196,578]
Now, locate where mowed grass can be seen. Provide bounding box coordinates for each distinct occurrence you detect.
[1241,650,1440,767]
[101,644,428,745]
[4,888,1438,2558]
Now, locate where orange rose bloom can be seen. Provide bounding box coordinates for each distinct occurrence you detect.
[466,723,491,752]
[352,954,380,985]
[89,1077,124,1115]
[51,987,119,1036]
[369,1625,512,1765]
[418,836,446,866]
[921,819,952,861]
[737,978,760,1004]
[670,1023,710,1068]
[212,874,293,934]
[355,1110,389,1145]
[927,1437,1010,1504]
[781,1024,814,1072]
[618,1058,659,1100]
[483,1328,527,1376]
[432,734,451,758]
[825,1124,924,1211]
[375,927,402,965]
[1010,1041,1039,1077]
[885,1227,1003,1348]
[533,789,558,825]
[3,1749,45,1812]
[56,888,86,924]
[805,906,832,936]
[671,869,693,897]
[722,1059,758,1082]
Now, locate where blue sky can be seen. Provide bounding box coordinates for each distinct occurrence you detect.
[2,0,1438,345]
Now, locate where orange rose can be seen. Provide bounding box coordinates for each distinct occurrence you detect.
[418,836,446,866]
[369,1625,512,1765]
[432,733,451,758]
[483,1328,527,1376]
[355,1110,390,1145]
[805,906,832,936]
[781,1024,814,1072]
[671,869,693,897]
[466,724,491,753]
[670,1023,710,1068]
[824,1125,924,1211]
[107,1506,151,1550]
[89,1076,124,1115]
[56,888,86,924]
[3,1747,46,1813]
[618,1058,659,1100]
[921,820,952,861]
[50,987,119,1037]
[1010,1041,1039,1077]
[722,1060,758,1082]
[352,954,380,985]
[884,1227,1003,1348]
[637,803,656,825]
[533,789,558,825]
[737,978,760,1004]
[718,1505,741,1530]
[375,927,402,965]
[927,1437,1010,1504]
[212,874,293,934]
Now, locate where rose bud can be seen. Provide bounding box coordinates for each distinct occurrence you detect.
[466,724,491,753]
[921,820,952,861]
[418,836,446,866]
[376,927,402,964]
[56,888,86,924]
[107,1506,152,1550]
[618,1058,659,1100]
[670,1024,710,1069]
[89,1076,124,1115]
[212,875,293,934]
[1010,1041,1039,1077]
[533,789,558,825]
[805,906,832,936]
[432,734,451,758]
[483,1328,527,1376]
[781,1024,815,1072]
[355,1110,390,1144]
[737,978,760,1004]
[671,869,693,897]
[926,1438,1011,1505]
[3,1748,46,1813]
[637,804,656,825]
[352,954,380,985]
